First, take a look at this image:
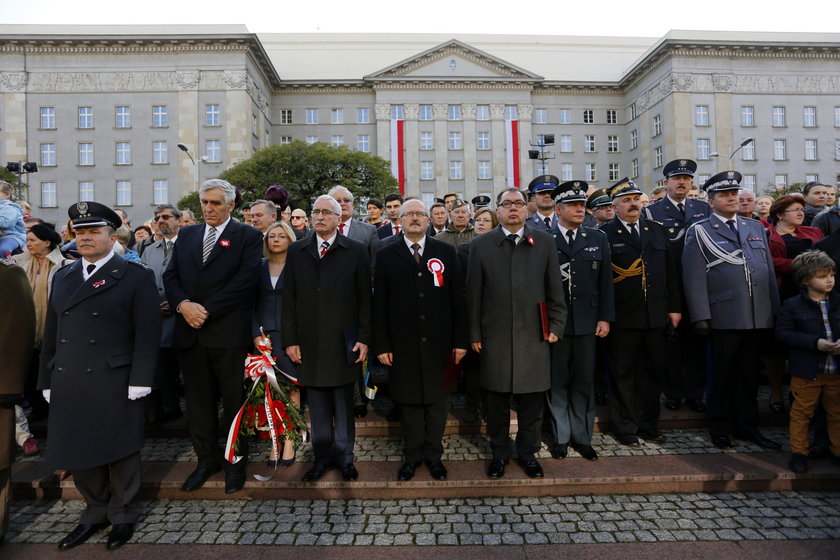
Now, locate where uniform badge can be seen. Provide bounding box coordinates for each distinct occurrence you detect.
[220,239,231,247]
[583,246,599,252]
[427,258,445,287]
[92,280,105,288]
[527,236,535,246]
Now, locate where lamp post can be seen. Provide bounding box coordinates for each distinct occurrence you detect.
[5,161,38,200]
[710,137,755,160]
[177,143,199,191]
[528,133,555,175]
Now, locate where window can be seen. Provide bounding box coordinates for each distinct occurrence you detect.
[306,109,318,124]
[149,179,168,205]
[774,174,787,189]
[78,107,93,129]
[741,141,755,160]
[206,140,221,162]
[804,106,817,127]
[806,174,819,183]
[560,163,573,181]
[558,109,571,124]
[653,114,662,136]
[742,175,756,192]
[449,161,463,180]
[116,142,131,165]
[632,159,639,178]
[420,161,434,180]
[695,105,709,126]
[772,106,786,127]
[331,109,344,124]
[630,129,638,150]
[773,139,787,160]
[357,135,370,153]
[835,107,840,127]
[419,132,433,150]
[279,136,292,145]
[419,105,433,121]
[583,110,594,124]
[741,106,754,127]
[584,135,596,152]
[449,132,462,150]
[475,105,490,121]
[205,104,220,126]
[152,106,167,128]
[585,163,596,182]
[391,105,404,120]
[40,143,56,167]
[280,109,293,125]
[836,140,840,160]
[630,104,639,120]
[805,139,818,160]
[356,108,369,123]
[477,132,491,150]
[331,135,344,147]
[607,135,619,153]
[504,106,517,120]
[79,143,94,166]
[696,175,710,187]
[306,136,318,145]
[116,180,132,206]
[607,110,617,124]
[535,135,549,152]
[559,135,572,153]
[40,107,55,129]
[115,106,131,128]
[448,105,461,121]
[696,139,710,160]
[79,181,94,201]
[534,109,548,124]
[478,161,492,180]
[654,146,664,167]
[151,141,168,164]
[609,163,620,182]
[41,182,57,207]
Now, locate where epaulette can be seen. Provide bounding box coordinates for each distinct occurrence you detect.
[128,260,150,270]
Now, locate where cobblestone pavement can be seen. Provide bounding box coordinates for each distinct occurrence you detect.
[7,491,839,546]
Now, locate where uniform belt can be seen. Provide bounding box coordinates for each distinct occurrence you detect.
[611,258,646,301]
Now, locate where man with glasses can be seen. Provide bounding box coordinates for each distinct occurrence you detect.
[290,208,310,235]
[467,187,566,479]
[527,175,560,231]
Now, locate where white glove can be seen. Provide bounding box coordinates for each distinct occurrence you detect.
[127,386,152,400]
[42,389,51,404]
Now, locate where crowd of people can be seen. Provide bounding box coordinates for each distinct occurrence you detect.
[1,161,839,549]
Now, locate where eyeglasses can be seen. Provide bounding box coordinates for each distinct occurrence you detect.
[401,211,428,218]
[290,216,304,220]
[782,208,805,214]
[154,214,175,221]
[311,209,338,216]
[498,201,527,209]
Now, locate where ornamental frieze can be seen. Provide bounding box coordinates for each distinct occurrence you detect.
[0,72,27,92]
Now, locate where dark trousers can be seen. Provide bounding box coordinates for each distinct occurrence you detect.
[485,389,544,462]
[400,396,449,463]
[607,326,666,435]
[547,334,596,445]
[707,329,763,437]
[147,347,182,420]
[178,343,248,472]
[73,451,142,525]
[308,383,355,467]
[664,321,708,400]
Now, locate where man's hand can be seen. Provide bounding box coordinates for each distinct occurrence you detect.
[254,336,272,351]
[471,342,482,353]
[668,313,682,329]
[452,348,467,364]
[353,342,368,364]
[178,301,208,329]
[595,321,610,338]
[693,320,711,336]
[816,338,840,353]
[160,300,172,316]
[286,345,302,364]
[378,352,393,367]
[547,332,559,343]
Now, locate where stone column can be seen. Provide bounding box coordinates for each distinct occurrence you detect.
[462,103,477,202]
[1,73,28,199]
[433,104,449,197]
[490,104,507,193]
[517,104,533,188]
[375,103,391,163]
[403,104,420,197]
[174,70,200,199]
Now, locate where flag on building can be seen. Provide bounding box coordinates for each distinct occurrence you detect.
[390,119,405,195]
[505,119,520,188]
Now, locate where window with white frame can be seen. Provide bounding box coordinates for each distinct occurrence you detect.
[205,104,220,126]
[279,136,292,145]
[116,142,131,165]
[115,106,131,128]
[331,135,344,147]
[775,174,787,189]
[653,114,662,136]
[306,136,318,145]
[654,146,664,167]
[280,109,293,125]
[609,163,620,182]
[695,105,709,126]
[806,174,819,183]
[741,141,755,160]
[560,163,573,181]
[79,143,94,166]
[773,139,787,160]
[79,181,94,201]
[448,105,461,121]
[607,110,617,124]
[696,139,710,160]
[391,105,404,120]
[534,109,548,124]
[153,141,168,164]
[741,106,754,127]
[420,161,434,180]
[449,161,463,180]
[630,129,638,150]
[205,140,221,162]
[420,132,433,150]
[40,107,55,129]
[152,105,167,128]
[41,182,57,207]
[583,110,594,124]
[632,158,639,178]
[475,105,490,121]
[630,105,639,120]
[331,109,344,124]
[559,135,572,153]
[419,105,433,121]
[477,132,490,150]
[306,109,318,124]
[835,107,840,127]
[449,132,462,150]
[742,175,756,191]
[805,139,818,160]
[504,105,517,120]
[608,135,619,153]
[40,143,56,167]
[585,163,596,181]
[357,135,370,153]
[357,108,369,123]
[584,135,596,152]
[78,107,93,129]
[558,109,571,124]
[696,175,710,187]
[804,106,817,127]
[835,140,840,160]
[478,161,492,180]
[153,179,168,205]
[772,106,786,127]
[116,180,132,206]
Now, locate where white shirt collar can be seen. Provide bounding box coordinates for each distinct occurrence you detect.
[620,219,640,231]
[712,213,737,228]
[404,235,427,255]
[341,217,353,231]
[205,217,231,238]
[555,223,578,240]
[501,226,525,244]
[317,232,338,248]
[82,251,116,280]
[667,195,686,208]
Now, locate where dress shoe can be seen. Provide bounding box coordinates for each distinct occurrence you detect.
[594,392,607,405]
[58,522,109,550]
[664,397,682,411]
[517,458,544,479]
[302,464,331,482]
[769,399,786,414]
[341,463,359,481]
[789,453,808,474]
[426,460,447,480]
[397,461,421,481]
[736,432,782,450]
[181,465,221,492]
[354,404,368,418]
[637,429,667,443]
[487,459,507,479]
[687,399,707,413]
[106,523,135,550]
[711,435,732,449]
[548,442,568,459]
[571,443,598,461]
[614,434,639,446]
[224,468,246,494]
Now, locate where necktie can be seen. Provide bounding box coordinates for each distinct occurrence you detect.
[628,222,639,241]
[544,216,551,229]
[566,229,575,246]
[411,242,421,264]
[86,263,96,278]
[163,239,171,257]
[677,202,686,218]
[726,219,740,244]
[319,240,330,258]
[507,233,518,244]
[202,227,217,264]
[339,222,345,235]
[395,225,401,235]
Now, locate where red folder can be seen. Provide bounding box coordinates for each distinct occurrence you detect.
[539,301,550,341]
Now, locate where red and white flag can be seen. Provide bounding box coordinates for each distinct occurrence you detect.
[390,119,405,195]
[505,119,520,188]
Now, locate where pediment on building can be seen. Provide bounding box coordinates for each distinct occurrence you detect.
[365,40,543,81]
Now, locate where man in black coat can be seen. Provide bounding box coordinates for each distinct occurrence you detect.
[600,178,681,446]
[282,194,372,483]
[39,202,160,550]
[163,179,263,494]
[373,199,468,482]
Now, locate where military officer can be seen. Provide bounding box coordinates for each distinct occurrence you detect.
[38,202,161,550]
[587,189,614,227]
[682,171,782,450]
[600,178,682,446]
[472,195,491,211]
[528,174,560,231]
[545,181,614,461]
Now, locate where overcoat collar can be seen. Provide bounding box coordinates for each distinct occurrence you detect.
[303,230,353,261]
[61,253,129,311]
[490,224,536,247]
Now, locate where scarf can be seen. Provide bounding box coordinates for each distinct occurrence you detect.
[26,255,53,344]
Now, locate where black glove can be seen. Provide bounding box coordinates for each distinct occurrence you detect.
[692,320,711,336]
[0,393,23,409]
[665,323,679,342]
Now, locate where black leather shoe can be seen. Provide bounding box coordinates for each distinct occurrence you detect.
[426,460,447,480]
[341,463,359,481]
[354,405,368,418]
[711,435,732,449]
[737,432,782,450]
[58,522,109,550]
[487,459,507,479]
[789,453,808,474]
[224,468,246,494]
[594,392,607,405]
[302,464,330,482]
[687,399,707,413]
[518,458,544,479]
[614,434,639,446]
[637,429,666,443]
[397,461,421,481]
[181,465,221,492]
[106,523,135,550]
[664,397,682,411]
[548,443,568,459]
[571,443,598,461]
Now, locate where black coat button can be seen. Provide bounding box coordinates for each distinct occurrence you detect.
[86,368,93,373]
[89,340,96,345]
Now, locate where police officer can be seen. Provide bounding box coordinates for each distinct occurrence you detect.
[600,178,682,446]
[682,171,782,450]
[545,181,614,461]
[528,174,560,231]
[471,195,491,212]
[38,202,161,550]
[644,159,711,413]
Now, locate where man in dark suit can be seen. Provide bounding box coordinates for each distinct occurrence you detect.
[467,187,566,479]
[39,202,160,550]
[373,199,468,481]
[282,194,372,482]
[377,193,404,239]
[545,181,614,462]
[163,179,263,494]
[600,178,682,446]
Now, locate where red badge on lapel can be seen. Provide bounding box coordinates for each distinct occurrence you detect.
[427,258,445,287]
[92,280,105,288]
[220,239,230,247]
[527,236,535,246]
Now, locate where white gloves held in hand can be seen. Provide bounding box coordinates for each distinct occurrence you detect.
[42,386,152,402]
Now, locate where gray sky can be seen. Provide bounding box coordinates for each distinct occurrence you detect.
[0,0,835,36]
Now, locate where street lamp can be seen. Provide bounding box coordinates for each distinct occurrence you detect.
[5,161,38,200]
[710,137,754,160]
[177,143,202,191]
[528,134,555,174]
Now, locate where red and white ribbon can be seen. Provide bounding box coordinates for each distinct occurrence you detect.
[427,258,445,287]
